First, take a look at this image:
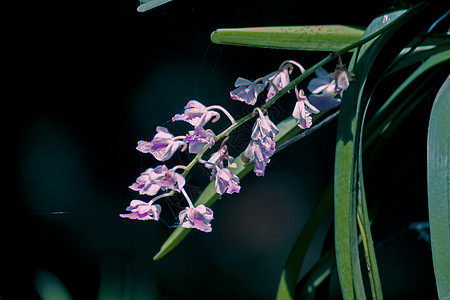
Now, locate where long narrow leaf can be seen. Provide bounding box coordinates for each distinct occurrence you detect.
[334,82,366,300]
[211,25,364,51]
[334,3,435,298]
[427,75,450,300]
[333,10,408,299]
[365,49,450,147]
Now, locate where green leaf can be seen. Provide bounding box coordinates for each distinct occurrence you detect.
[428,75,450,300]
[295,248,336,299]
[334,81,366,300]
[211,25,364,51]
[35,270,73,300]
[137,0,173,12]
[334,3,438,299]
[333,11,405,300]
[365,49,450,148]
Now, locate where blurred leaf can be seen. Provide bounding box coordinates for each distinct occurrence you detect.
[137,0,173,12]
[211,25,364,51]
[427,75,450,300]
[296,248,336,299]
[34,270,73,300]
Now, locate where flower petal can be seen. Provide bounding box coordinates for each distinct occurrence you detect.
[315,67,331,79]
[234,77,253,87]
[307,78,332,94]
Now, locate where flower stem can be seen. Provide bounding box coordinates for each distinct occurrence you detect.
[207,105,236,124]
[181,188,195,208]
[172,165,189,171]
[280,60,306,73]
[149,191,174,205]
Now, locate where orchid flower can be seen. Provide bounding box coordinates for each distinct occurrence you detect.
[129,165,186,195]
[251,108,279,141]
[172,100,220,127]
[137,126,186,162]
[184,126,215,154]
[292,87,320,129]
[266,60,305,101]
[179,204,214,232]
[266,67,290,101]
[242,108,278,176]
[214,167,241,195]
[307,67,342,110]
[178,188,214,232]
[172,100,235,126]
[202,137,236,179]
[244,138,276,176]
[230,77,265,105]
[120,200,161,221]
[332,56,355,94]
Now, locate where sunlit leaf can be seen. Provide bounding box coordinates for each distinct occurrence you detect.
[211,25,364,51]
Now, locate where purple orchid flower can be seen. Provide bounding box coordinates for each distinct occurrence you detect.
[137,126,186,162]
[184,126,215,154]
[129,165,186,195]
[307,67,342,110]
[179,204,214,232]
[172,100,220,127]
[266,66,291,101]
[203,137,237,180]
[292,88,320,129]
[214,167,241,195]
[244,138,276,177]
[241,108,278,176]
[333,56,355,94]
[251,108,279,141]
[230,77,265,105]
[120,200,161,221]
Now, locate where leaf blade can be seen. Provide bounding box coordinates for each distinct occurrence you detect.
[211,25,364,51]
[137,0,173,12]
[427,75,450,300]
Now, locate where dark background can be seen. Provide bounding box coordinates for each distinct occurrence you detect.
[4,0,440,299]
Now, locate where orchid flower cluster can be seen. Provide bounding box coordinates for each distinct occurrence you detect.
[120,58,353,232]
